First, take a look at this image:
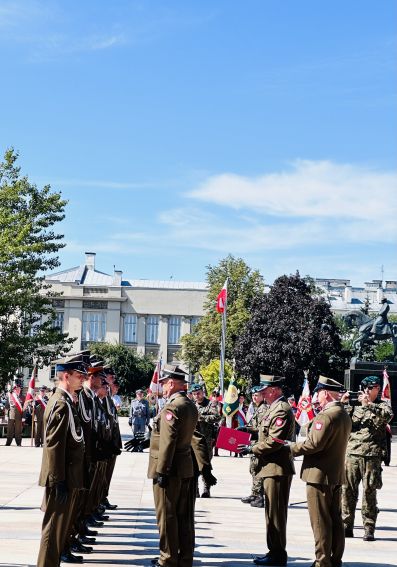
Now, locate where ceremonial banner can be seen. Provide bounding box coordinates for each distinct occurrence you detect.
[295,378,315,426]
[222,377,239,418]
[216,426,251,452]
[25,366,37,402]
[382,367,391,405]
[148,359,162,396]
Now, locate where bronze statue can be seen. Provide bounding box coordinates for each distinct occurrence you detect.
[343,300,397,360]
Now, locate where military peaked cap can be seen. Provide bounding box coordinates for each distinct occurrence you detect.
[313,375,344,393]
[55,353,88,374]
[361,375,381,387]
[159,364,189,382]
[103,363,116,375]
[259,374,285,388]
[87,356,105,374]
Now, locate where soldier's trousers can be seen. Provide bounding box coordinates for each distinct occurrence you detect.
[262,475,292,558]
[35,419,44,447]
[250,456,263,497]
[37,486,80,567]
[104,454,117,498]
[153,476,195,567]
[6,417,22,445]
[307,483,344,567]
[342,456,382,532]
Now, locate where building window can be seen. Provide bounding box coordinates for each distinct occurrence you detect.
[124,314,137,343]
[52,312,64,331]
[167,346,181,363]
[146,316,159,344]
[190,317,200,331]
[52,298,65,308]
[168,316,181,345]
[83,287,108,295]
[82,300,108,309]
[82,311,106,346]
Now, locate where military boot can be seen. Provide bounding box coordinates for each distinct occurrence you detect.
[344,527,354,538]
[241,495,256,503]
[363,529,375,541]
[250,496,264,508]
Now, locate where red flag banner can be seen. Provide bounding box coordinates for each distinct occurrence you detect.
[25,367,37,402]
[295,378,315,426]
[148,359,163,396]
[382,368,391,405]
[216,280,228,313]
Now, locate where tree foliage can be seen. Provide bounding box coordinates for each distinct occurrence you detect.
[0,149,73,388]
[89,343,155,396]
[181,255,264,372]
[234,272,344,394]
[197,359,246,395]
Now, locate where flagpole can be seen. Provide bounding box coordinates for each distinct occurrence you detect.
[219,279,228,396]
[30,403,35,447]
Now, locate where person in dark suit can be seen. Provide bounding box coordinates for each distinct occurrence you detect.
[37,354,87,567]
[290,376,352,567]
[148,364,198,567]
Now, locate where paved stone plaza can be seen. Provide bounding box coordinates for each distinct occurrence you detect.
[0,418,396,567]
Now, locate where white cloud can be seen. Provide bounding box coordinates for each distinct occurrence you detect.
[188,160,397,222]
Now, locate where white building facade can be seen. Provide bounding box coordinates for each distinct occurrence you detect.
[36,252,396,385]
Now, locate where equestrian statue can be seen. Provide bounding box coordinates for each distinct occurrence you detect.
[343,298,397,360]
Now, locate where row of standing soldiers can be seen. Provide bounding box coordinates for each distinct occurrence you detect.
[37,351,122,567]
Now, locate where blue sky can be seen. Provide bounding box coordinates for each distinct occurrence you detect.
[1,0,396,285]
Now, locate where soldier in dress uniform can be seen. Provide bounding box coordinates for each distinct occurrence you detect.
[341,375,393,541]
[102,365,122,510]
[148,364,199,567]
[37,354,87,567]
[129,389,150,437]
[5,378,24,446]
[240,383,268,508]
[34,386,49,447]
[238,375,295,567]
[189,383,221,497]
[289,376,352,567]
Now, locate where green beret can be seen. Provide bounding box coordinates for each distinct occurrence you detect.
[189,383,204,393]
[361,375,381,387]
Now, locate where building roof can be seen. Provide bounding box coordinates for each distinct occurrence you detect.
[46,263,208,291]
[129,279,208,290]
[46,265,119,286]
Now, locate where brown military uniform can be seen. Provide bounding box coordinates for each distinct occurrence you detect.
[195,396,220,494]
[6,393,24,446]
[291,401,352,567]
[148,391,198,567]
[251,397,295,562]
[34,397,47,447]
[37,388,85,567]
[246,401,267,497]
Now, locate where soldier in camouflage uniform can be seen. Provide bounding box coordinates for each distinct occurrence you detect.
[240,384,268,507]
[341,375,394,541]
[190,383,221,497]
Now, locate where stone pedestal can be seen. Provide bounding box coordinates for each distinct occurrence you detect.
[344,360,397,425]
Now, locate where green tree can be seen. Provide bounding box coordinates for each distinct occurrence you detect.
[181,255,264,372]
[198,359,247,395]
[234,272,344,394]
[89,343,155,396]
[0,148,73,388]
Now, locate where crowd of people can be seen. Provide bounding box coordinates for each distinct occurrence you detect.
[1,359,394,567]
